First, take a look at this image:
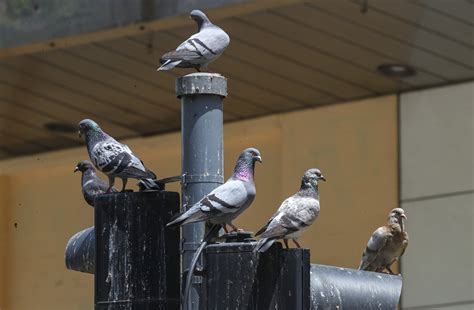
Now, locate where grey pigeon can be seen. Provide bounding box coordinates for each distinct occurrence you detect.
[74,160,118,207]
[254,168,326,253]
[78,119,156,192]
[158,10,230,72]
[358,208,409,274]
[167,148,261,231]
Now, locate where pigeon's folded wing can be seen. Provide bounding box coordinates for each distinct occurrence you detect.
[160,48,203,63]
[198,179,248,215]
[91,141,154,179]
[260,196,318,239]
[359,226,391,270]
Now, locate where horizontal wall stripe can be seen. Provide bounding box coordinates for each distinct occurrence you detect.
[401,189,474,204]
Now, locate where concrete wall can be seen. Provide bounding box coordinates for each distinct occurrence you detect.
[400,82,474,310]
[0,95,397,309]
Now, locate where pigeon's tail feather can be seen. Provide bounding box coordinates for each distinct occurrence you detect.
[166,211,188,227]
[166,207,208,227]
[255,223,269,237]
[122,166,157,180]
[253,238,276,253]
[145,169,157,180]
[138,178,161,191]
[157,59,182,71]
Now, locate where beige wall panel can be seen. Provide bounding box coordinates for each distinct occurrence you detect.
[401,194,474,308]
[400,82,474,200]
[430,303,474,310]
[0,95,397,309]
[0,176,9,309]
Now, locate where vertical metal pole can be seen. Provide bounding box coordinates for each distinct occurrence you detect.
[176,73,227,309]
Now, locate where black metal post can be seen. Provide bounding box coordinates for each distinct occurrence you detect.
[204,241,403,309]
[204,242,310,309]
[176,73,227,309]
[94,191,180,310]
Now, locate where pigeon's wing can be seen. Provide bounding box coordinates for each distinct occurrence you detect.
[167,179,250,226]
[255,216,274,237]
[160,48,202,63]
[91,141,155,179]
[82,174,117,206]
[255,207,283,236]
[358,226,392,270]
[197,179,249,215]
[260,196,318,239]
[187,27,230,56]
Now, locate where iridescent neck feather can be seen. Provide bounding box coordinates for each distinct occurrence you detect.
[233,158,255,182]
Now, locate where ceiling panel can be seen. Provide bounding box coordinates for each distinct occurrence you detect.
[0,0,472,159]
[367,0,473,47]
[314,1,474,70]
[289,2,471,81]
[412,0,474,25]
[238,11,411,92]
[264,9,443,87]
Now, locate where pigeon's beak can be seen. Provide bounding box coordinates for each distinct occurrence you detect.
[401,214,407,220]
[255,155,262,163]
[74,167,79,173]
[319,175,326,182]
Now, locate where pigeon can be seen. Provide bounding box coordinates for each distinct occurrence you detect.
[74,160,118,207]
[358,208,409,274]
[78,119,156,192]
[166,148,262,231]
[254,168,326,253]
[158,10,230,72]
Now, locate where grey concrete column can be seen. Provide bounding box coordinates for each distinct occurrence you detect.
[176,73,227,309]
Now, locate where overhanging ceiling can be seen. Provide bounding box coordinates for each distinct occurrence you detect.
[0,0,472,159]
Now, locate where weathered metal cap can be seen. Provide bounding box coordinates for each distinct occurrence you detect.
[176,73,227,98]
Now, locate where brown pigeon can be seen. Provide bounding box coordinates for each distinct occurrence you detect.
[358,208,409,274]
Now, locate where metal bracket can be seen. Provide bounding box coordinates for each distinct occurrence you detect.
[181,174,224,185]
[155,174,224,190]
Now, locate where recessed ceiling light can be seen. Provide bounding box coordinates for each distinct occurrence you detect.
[44,122,77,133]
[377,64,416,78]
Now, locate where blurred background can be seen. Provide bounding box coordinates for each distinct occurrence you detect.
[0,0,472,309]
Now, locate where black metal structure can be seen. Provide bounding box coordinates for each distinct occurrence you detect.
[64,72,404,310]
[204,241,310,309]
[202,238,402,310]
[94,191,180,310]
[65,226,95,274]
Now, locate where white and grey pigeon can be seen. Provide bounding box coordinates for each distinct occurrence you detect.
[254,168,326,253]
[166,148,262,232]
[358,208,409,274]
[74,160,118,207]
[78,119,156,192]
[158,10,230,72]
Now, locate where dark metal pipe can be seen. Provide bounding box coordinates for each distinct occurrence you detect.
[65,226,95,274]
[310,264,402,309]
[176,73,227,309]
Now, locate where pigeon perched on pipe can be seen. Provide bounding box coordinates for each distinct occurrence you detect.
[74,160,118,207]
[358,208,409,274]
[158,10,230,72]
[254,168,325,253]
[166,148,261,232]
[78,119,156,192]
